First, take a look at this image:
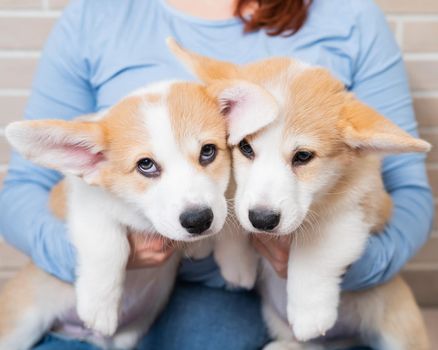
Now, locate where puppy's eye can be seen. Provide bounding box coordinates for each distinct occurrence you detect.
[137,158,160,177]
[199,144,217,166]
[239,139,255,159]
[292,151,314,166]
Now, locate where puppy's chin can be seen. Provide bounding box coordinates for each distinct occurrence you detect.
[242,219,305,236]
[181,232,216,242]
[162,228,219,243]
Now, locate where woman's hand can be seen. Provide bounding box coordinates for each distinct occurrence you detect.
[250,235,292,279]
[127,233,175,269]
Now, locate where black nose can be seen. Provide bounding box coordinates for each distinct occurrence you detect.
[179,207,214,235]
[248,208,280,231]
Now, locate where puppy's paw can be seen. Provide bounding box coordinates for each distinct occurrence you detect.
[112,329,142,350]
[263,341,323,350]
[218,252,258,290]
[289,303,337,342]
[263,341,294,350]
[77,298,119,336]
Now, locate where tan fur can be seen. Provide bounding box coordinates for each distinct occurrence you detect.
[49,180,67,219]
[167,41,430,349]
[339,98,431,153]
[239,63,423,231]
[0,180,71,343]
[241,57,293,86]
[274,64,428,348]
[0,265,35,335]
[93,87,231,194]
[341,276,429,350]
[1,178,69,336]
[167,38,239,83]
[167,82,230,182]
[98,96,154,194]
[26,119,105,149]
[0,81,233,349]
[0,264,73,337]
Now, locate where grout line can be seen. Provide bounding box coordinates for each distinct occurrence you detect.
[387,14,438,21]
[412,91,438,98]
[419,126,438,133]
[41,0,49,11]
[0,51,40,59]
[0,10,60,17]
[0,90,30,97]
[404,53,438,60]
[405,262,438,271]
[395,19,404,48]
[426,163,438,170]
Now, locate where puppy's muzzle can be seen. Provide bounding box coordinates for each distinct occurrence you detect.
[179,207,214,235]
[248,208,280,231]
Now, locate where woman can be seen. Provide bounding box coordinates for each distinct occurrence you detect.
[0,0,433,349]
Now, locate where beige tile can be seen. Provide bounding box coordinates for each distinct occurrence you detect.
[0,0,41,9]
[420,131,438,162]
[0,242,29,270]
[0,58,38,89]
[0,96,27,127]
[402,269,438,307]
[434,210,438,231]
[404,21,438,52]
[376,0,438,13]
[0,135,11,164]
[415,97,438,127]
[412,236,438,263]
[427,167,438,197]
[387,19,398,34]
[48,0,69,9]
[406,60,438,91]
[0,169,5,189]
[0,17,56,50]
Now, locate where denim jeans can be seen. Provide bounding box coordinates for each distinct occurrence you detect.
[33,282,372,350]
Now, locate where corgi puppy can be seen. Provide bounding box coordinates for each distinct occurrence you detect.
[168,39,431,350]
[0,80,255,350]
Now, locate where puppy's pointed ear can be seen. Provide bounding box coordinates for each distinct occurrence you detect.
[340,99,431,153]
[166,37,239,83]
[5,119,107,184]
[207,80,279,145]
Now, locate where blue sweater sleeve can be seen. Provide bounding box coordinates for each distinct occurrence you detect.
[342,0,434,290]
[0,0,94,282]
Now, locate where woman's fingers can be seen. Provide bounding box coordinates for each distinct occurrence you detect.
[250,235,291,279]
[127,234,175,269]
[129,234,174,252]
[129,250,174,268]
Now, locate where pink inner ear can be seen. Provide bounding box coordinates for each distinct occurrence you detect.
[220,99,237,116]
[58,143,105,171]
[220,89,250,119]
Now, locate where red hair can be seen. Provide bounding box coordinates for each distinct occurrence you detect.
[235,0,312,36]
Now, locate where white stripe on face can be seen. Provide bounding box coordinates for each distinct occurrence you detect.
[131,85,228,241]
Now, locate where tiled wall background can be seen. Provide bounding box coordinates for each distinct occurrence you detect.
[0,0,437,305]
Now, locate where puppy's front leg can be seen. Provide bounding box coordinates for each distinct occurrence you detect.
[70,208,129,336]
[287,211,369,341]
[214,222,259,290]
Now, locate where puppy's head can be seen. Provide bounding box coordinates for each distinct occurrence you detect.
[168,39,430,235]
[6,81,231,241]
